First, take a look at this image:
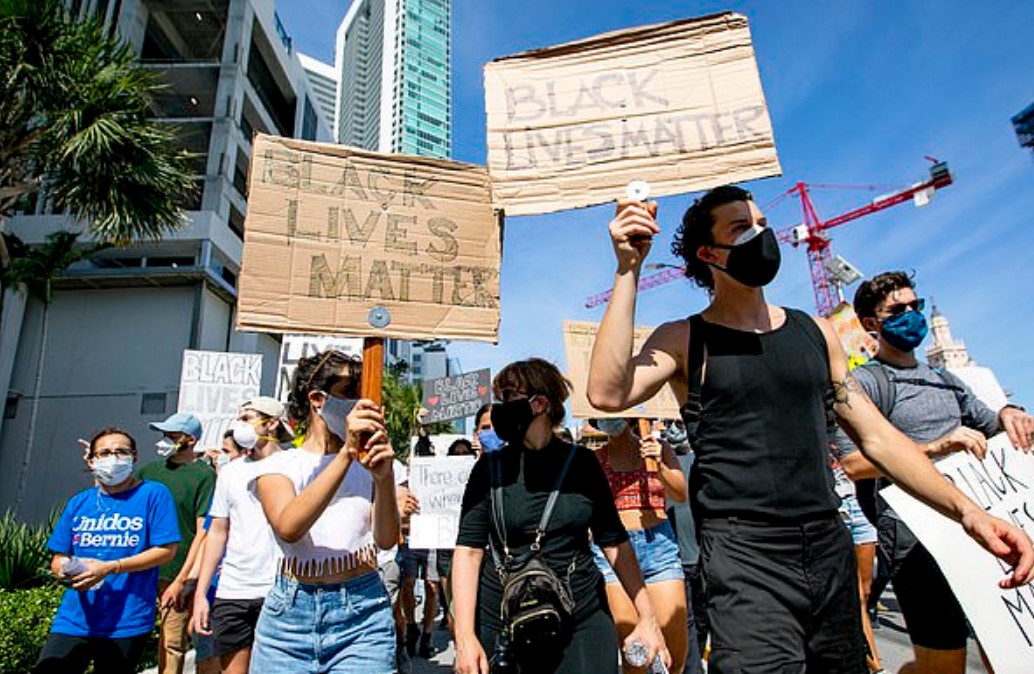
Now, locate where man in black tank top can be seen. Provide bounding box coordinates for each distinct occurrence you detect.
[587,185,1033,674]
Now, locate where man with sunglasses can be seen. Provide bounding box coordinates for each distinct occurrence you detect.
[835,271,1033,674]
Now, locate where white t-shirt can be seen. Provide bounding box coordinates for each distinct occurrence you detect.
[208,457,279,599]
[252,448,378,577]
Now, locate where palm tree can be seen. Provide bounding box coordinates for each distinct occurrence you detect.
[0,1,194,514]
[2,231,106,514]
[0,0,194,245]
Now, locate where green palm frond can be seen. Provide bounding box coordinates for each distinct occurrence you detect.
[0,0,194,245]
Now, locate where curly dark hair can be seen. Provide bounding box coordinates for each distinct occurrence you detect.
[492,358,572,427]
[288,350,362,427]
[671,185,754,290]
[853,271,916,321]
[88,427,136,458]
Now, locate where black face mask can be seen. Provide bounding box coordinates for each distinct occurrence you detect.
[706,226,781,288]
[491,399,537,445]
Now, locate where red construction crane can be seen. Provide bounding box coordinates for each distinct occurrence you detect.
[584,160,954,314]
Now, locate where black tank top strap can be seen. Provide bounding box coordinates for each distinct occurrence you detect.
[679,314,707,445]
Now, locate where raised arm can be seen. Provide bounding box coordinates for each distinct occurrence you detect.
[817,317,1033,587]
[588,201,686,412]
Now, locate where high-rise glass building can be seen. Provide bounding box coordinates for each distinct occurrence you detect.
[333,0,451,158]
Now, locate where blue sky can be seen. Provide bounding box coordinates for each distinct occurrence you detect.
[277,1,1034,408]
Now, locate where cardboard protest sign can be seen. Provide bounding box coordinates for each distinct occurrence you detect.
[238,135,502,342]
[408,455,477,549]
[484,12,781,216]
[421,369,492,423]
[563,320,681,419]
[177,350,262,450]
[275,334,364,402]
[827,302,878,370]
[881,435,1034,674]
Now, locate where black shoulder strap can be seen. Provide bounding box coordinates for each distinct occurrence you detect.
[487,446,576,568]
[679,314,707,443]
[532,447,577,551]
[861,360,897,418]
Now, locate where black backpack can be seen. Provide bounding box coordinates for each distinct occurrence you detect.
[488,447,578,654]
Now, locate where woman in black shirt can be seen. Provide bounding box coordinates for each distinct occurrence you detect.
[453,358,669,674]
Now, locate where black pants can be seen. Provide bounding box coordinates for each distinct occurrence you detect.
[34,632,149,674]
[479,605,619,674]
[684,565,707,674]
[700,515,867,674]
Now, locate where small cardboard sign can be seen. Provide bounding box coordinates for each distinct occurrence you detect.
[827,302,878,369]
[275,334,364,402]
[408,455,477,549]
[563,320,681,419]
[881,435,1034,674]
[177,350,262,450]
[238,135,502,342]
[421,369,492,424]
[484,12,781,216]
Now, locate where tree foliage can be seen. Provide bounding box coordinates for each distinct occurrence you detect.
[382,362,454,460]
[0,0,194,244]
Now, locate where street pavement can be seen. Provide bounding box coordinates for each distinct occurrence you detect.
[144,587,988,673]
[402,586,989,674]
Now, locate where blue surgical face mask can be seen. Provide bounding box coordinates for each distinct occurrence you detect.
[317,394,358,441]
[477,428,506,452]
[880,310,928,352]
[594,418,628,437]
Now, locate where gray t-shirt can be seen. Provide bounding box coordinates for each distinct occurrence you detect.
[666,452,700,567]
[833,360,1000,559]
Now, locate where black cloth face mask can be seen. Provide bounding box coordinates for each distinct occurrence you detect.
[706,226,781,288]
[491,398,538,446]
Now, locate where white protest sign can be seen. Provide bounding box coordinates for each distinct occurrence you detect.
[275,333,364,402]
[881,434,1034,674]
[408,455,476,549]
[177,350,262,450]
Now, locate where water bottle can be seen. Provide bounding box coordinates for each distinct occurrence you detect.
[624,640,669,674]
[60,556,103,588]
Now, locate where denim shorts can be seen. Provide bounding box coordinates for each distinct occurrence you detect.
[248,571,395,674]
[839,493,877,546]
[591,519,684,584]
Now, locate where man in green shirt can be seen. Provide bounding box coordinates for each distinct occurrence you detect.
[136,412,215,674]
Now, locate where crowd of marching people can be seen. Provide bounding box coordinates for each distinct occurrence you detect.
[33,184,1034,674]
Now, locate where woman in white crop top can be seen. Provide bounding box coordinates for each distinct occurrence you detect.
[249,350,400,674]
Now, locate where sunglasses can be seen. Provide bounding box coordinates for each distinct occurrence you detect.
[883,298,925,317]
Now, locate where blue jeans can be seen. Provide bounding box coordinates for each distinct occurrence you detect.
[591,519,684,584]
[249,572,395,674]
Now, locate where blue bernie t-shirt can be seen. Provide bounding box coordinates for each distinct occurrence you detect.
[47,480,180,638]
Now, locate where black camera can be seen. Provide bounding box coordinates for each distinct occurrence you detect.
[490,632,516,674]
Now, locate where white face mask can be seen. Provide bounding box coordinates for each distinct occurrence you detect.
[216,452,233,468]
[93,456,134,486]
[595,418,628,437]
[231,421,259,449]
[155,438,178,457]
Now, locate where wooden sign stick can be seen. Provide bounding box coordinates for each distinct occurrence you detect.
[638,418,658,472]
[359,337,384,460]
